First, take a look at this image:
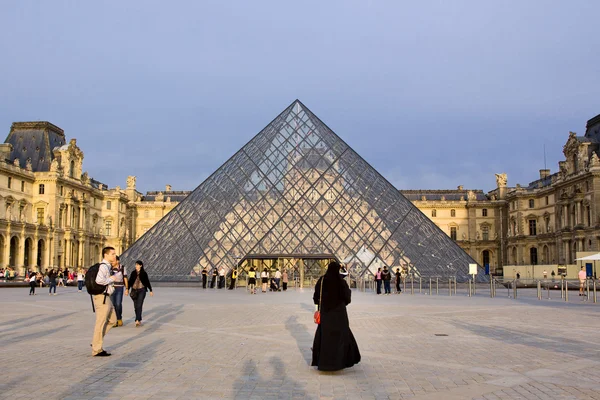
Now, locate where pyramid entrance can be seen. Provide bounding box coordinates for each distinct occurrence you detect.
[121,100,485,283]
[237,253,338,288]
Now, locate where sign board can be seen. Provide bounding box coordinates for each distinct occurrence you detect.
[469,263,478,275]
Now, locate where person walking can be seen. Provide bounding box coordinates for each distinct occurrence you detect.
[127,260,154,327]
[48,269,57,295]
[77,269,85,292]
[57,269,65,287]
[375,267,382,295]
[579,266,587,296]
[261,268,269,293]
[395,268,402,293]
[382,266,391,295]
[91,247,118,357]
[28,272,37,295]
[110,256,128,327]
[248,267,257,294]
[312,261,361,371]
[282,270,288,291]
[551,270,556,282]
[202,267,208,289]
[228,267,238,290]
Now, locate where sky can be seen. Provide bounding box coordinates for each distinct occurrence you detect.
[0,1,598,194]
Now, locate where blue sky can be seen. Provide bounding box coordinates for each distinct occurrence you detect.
[1,1,598,194]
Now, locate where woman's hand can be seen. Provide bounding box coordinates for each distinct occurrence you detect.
[150,291,154,297]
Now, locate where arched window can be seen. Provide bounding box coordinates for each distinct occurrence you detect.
[70,160,75,178]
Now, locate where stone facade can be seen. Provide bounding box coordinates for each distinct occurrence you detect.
[3,113,600,277]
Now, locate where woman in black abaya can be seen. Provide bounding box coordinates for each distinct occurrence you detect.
[311,261,361,371]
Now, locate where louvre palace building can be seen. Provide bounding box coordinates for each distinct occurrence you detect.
[2,103,600,283]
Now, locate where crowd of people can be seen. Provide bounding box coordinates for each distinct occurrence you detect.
[201,266,290,293]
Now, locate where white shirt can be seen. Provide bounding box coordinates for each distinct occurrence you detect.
[77,272,84,281]
[261,271,268,278]
[274,271,282,279]
[29,275,36,282]
[95,260,115,295]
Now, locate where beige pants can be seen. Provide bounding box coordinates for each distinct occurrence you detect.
[91,294,116,355]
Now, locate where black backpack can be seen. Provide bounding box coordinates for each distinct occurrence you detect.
[85,263,107,295]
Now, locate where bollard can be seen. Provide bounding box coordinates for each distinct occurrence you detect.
[513,280,517,299]
[547,281,550,300]
[429,277,432,295]
[537,280,541,300]
[419,277,422,294]
[490,278,494,298]
[587,278,590,300]
[403,276,406,293]
[410,275,414,295]
[449,278,452,296]
[436,277,439,295]
[561,278,564,299]
[594,279,597,304]
[565,280,568,302]
[468,279,472,297]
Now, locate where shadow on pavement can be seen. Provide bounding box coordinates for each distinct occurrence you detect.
[285,315,314,365]
[231,357,308,399]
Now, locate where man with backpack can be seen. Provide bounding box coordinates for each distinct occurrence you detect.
[89,246,118,357]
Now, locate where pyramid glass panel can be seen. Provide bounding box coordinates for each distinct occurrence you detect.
[121,100,485,282]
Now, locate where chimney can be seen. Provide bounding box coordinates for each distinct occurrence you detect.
[166,184,172,192]
[0,143,12,161]
[539,169,550,179]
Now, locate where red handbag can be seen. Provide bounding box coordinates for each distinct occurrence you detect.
[314,277,324,324]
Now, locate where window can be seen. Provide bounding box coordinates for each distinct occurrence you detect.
[7,177,11,189]
[106,201,112,210]
[529,219,537,236]
[105,220,112,236]
[431,209,437,217]
[530,247,538,265]
[20,181,24,192]
[529,199,534,208]
[70,160,75,178]
[39,184,45,194]
[545,196,549,206]
[37,208,44,225]
[450,209,456,217]
[482,209,488,217]
[450,227,457,240]
[144,210,150,218]
[482,226,489,241]
[93,198,96,207]
[60,186,63,196]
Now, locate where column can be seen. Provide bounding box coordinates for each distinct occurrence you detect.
[32,236,38,270]
[16,235,25,273]
[576,202,581,225]
[79,239,83,269]
[298,258,304,288]
[80,205,84,230]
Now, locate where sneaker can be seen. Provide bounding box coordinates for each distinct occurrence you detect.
[117,320,123,327]
[53,293,57,296]
[93,350,111,357]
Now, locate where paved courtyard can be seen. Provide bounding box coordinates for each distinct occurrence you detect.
[1,284,600,400]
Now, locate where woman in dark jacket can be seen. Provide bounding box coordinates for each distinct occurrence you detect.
[126,260,154,327]
[312,261,361,371]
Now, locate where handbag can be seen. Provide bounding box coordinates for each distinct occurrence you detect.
[130,288,138,300]
[314,276,324,324]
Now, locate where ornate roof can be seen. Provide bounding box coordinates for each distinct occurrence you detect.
[4,122,66,172]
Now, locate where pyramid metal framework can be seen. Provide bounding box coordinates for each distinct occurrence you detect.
[121,100,485,282]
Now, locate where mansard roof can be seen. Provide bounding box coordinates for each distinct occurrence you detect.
[400,189,488,201]
[4,122,66,172]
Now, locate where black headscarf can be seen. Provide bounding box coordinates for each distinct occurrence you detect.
[314,261,351,312]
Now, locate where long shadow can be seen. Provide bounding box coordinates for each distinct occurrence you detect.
[108,303,185,351]
[9,324,72,342]
[300,302,315,313]
[450,320,598,359]
[285,315,314,365]
[232,357,308,399]
[55,338,164,400]
[0,312,76,336]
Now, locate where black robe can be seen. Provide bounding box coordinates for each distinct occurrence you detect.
[311,273,361,371]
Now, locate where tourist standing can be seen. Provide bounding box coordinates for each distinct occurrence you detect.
[57,269,64,287]
[382,266,391,295]
[261,268,269,293]
[218,267,226,289]
[91,247,118,357]
[282,270,288,291]
[551,270,556,282]
[395,268,402,293]
[274,269,282,291]
[228,267,238,290]
[210,268,217,288]
[77,269,85,292]
[202,267,208,289]
[375,267,382,295]
[248,267,256,294]
[48,269,57,295]
[127,260,154,327]
[312,261,361,371]
[110,256,128,327]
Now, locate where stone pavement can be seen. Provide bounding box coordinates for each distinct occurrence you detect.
[1,285,600,400]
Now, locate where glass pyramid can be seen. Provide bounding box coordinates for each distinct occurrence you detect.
[121,100,485,282]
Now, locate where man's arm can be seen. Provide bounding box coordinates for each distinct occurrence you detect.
[95,263,115,286]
